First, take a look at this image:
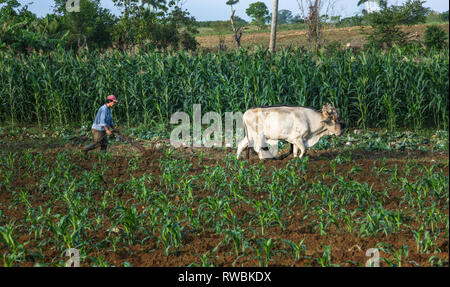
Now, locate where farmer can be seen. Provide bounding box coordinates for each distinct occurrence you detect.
[83,95,118,154]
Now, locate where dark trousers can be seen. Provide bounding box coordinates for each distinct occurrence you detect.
[84,129,108,152]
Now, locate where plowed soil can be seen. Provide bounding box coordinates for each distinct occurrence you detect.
[0,137,448,267]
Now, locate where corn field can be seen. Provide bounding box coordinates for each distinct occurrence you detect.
[0,47,448,131]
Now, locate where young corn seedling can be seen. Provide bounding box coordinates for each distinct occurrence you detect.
[283,239,306,263]
[313,208,333,236]
[225,227,248,258]
[193,242,222,267]
[221,202,238,228]
[271,208,286,232]
[428,256,448,267]
[254,201,270,236]
[106,233,121,253]
[228,181,243,202]
[348,165,363,175]
[0,169,13,192]
[316,245,335,267]
[27,206,47,241]
[5,152,16,171]
[127,156,139,172]
[388,164,400,184]
[252,238,282,267]
[413,227,438,254]
[184,205,202,234]
[0,222,29,265]
[330,160,338,177]
[91,255,111,267]
[158,219,185,256]
[113,204,141,245]
[376,243,409,267]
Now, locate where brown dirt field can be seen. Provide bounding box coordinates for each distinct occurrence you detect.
[0,136,448,267]
[196,23,450,51]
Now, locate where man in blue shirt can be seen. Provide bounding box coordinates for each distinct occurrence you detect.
[84,95,118,154]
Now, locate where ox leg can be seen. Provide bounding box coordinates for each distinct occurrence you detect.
[251,134,265,160]
[257,138,278,160]
[292,139,306,158]
[292,144,299,157]
[236,137,249,159]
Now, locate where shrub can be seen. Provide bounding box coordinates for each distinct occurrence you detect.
[424,25,448,50]
[365,0,429,49]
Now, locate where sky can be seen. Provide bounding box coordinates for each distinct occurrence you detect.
[16,0,450,21]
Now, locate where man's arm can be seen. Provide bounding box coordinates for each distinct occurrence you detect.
[104,125,112,136]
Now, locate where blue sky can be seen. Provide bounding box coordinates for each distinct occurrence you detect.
[17,0,450,21]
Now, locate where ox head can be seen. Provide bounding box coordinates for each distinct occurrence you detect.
[321,103,345,136]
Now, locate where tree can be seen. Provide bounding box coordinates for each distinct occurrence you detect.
[111,0,198,50]
[0,1,68,52]
[246,1,269,30]
[111,0,168,49]
[53,0,116,49]
[364,0,430,48]
[291,14,305,23]
[0,0,20,17]
[296,0,337,51]
[111,0,142,48]
[226,0,246,49]
[330,15,340,24]
[336,15,364,27]
[278,9,293,24]
[163,3,199,50]
[269,0,278,52]
[441,10,449,22]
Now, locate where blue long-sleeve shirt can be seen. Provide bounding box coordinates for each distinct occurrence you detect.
[92,104,114,131]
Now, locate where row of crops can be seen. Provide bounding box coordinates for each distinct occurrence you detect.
[0,146,448,266]
[0,46,448,130]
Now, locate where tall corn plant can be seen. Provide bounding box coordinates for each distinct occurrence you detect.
[0,47,447,131]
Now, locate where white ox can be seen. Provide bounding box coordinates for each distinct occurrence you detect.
[236,103,345,160]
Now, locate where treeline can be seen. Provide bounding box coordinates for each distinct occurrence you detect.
[0,0,198,53]
[0,0,448,53]
[197,7,449,32]
[334,10,449,28]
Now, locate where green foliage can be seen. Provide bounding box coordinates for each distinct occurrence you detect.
[291,14,304,24]
[424,24,448,50]
[111,0,198,50]
[0,131,448,266]
[426,11,443,23]
[278,9,293,24]
[54,0,117,50]
[441,10,449,22]
[0,0,198,52]
[335,15,366,27]
[245,1,269,29]
[0,47,447,130]
[364,0,430,48]
[0,1,69,52]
